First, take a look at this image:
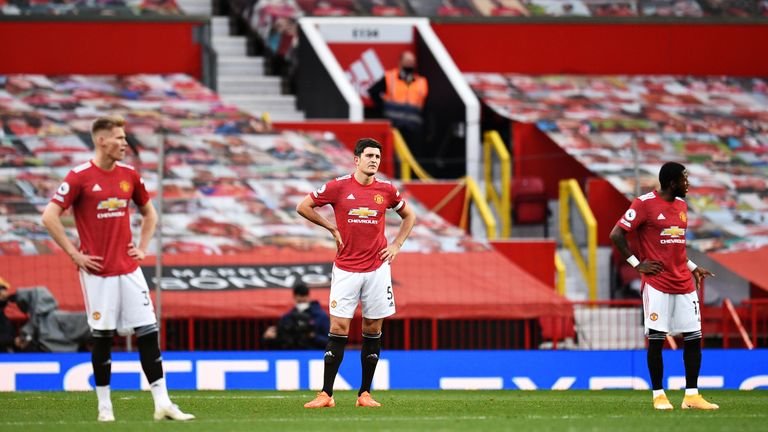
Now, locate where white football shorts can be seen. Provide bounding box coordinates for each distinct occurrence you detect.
[79,267,157,332]
[642,282,701,335]
[329,263,395,319]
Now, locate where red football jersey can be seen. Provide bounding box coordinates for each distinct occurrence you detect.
[310,174,405,272]
[616,190,694,294]
[51,160,150,276]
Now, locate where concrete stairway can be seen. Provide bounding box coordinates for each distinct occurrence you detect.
[210,16,305,122]
[173,3,306,122]
[175,0,212,16]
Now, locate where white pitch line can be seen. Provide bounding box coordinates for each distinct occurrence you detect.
[0,416,492,426]
[170,394,300,399]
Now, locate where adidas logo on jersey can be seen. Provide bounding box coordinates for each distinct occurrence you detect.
[657,213,666,220]
[347,194,355,200]
[92,184,102,192]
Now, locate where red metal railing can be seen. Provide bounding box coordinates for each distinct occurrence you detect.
[745,299,768,348]
[7,297,768,351]
[153,298,768,351]
[156,317,544,351]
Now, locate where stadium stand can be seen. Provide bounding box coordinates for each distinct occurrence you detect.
[249,0,768,18]
[2,5,766,351]
[0,0,183,15]
[465,73,768,255]
[1,6,768,422]
[0,73,573,349]
[0,74,482,254]
[405,0,476,17]
[294,0,356,16]
[207,0,768,20]
[358,0,408,16]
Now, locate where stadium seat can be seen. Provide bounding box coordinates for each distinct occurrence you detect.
[511,176,549,237]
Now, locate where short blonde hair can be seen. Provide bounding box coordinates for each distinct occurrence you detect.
[91,116,126,135]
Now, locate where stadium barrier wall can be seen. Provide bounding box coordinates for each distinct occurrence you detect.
[0,18,206,78]
[431,21,768,76]
[2,349,766,391]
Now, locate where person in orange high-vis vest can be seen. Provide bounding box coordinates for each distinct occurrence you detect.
[369,51,429,160]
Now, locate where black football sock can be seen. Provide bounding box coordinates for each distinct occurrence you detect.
[91,335,113,387]
[322,333,348,396]
[137,332,164,384]
[683,331,703,390]
[359,332,382,396]
[647,331,666,391]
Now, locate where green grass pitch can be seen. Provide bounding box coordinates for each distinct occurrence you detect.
[1,390,766,431]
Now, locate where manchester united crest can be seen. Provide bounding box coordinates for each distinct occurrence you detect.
[92,311,101,320]
[331,300,337,309]
[650,313,658,321]
[679,212,687,223]
[119,180,131,193]
[374,194,384,205]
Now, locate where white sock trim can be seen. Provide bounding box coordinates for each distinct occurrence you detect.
[652,389,666,398]
[150,377,172,409]
[685,388,699,396]
[96,385,112,410]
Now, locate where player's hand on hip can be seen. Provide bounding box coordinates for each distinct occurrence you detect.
[636,260,663,275]
[127,243,146,261]
[379,243,401,263]
[693,266,715,286]
[71,251,103,273]
[331,229,345,253]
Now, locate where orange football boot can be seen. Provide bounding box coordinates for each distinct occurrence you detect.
[355,391,382,407]
[304,391,335,408]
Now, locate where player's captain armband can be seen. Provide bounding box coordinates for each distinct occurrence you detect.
[627,255,640,268]
[687,260,698,272]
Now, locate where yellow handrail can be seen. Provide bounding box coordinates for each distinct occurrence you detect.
[554,252,566,296]
[391,129,495,239]
[392,128,433,182]
[462,176,497,240]
[558,179,597,300]
[482,130,511,238]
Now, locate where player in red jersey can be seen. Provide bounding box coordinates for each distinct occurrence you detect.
[41,116,193,422]
[297,138,416,408]
[610,162,718,411]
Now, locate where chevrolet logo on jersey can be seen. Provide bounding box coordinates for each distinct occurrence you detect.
[660,226,686,244]
[348,207,378,218]
[97,197,128,211]
[661,226,685,237]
